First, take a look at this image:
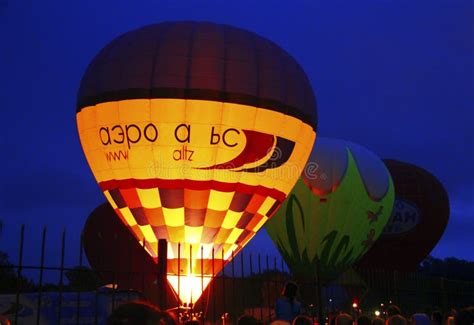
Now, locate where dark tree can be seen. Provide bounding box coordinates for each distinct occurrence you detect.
[65,266,103,291]
[0,251,34,293]
[418,256,474,281]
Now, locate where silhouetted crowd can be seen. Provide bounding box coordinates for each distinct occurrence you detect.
[324,304,474,325]
[105,299,474,325]
[104,282,474,325]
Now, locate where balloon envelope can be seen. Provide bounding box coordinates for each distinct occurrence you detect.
[76,22,317,303]
[83,203,159,290]
[355,159,450,271]
[265,138,394,282]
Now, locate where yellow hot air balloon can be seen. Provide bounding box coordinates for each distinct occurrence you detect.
[76,22,317,304]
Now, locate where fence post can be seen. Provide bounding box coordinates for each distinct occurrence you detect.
[393,270,399,305]
[36,227,47,325]
[231,250,236,321]
[440,277,448,313]
[58,229,66,324]
[266,255,271,322]
[157,239,168,310]
[249,253,254,317]
[14,225,25,325]
[76,232,84,325]
[316,258,324,325]
[258,254,263,322]
[111,233,118,311]
[240,252,245,315]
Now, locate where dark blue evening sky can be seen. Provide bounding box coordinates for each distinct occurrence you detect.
[0,0,473,269]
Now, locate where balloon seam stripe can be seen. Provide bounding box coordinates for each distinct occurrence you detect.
[98,179,286,202]
[76,88,317,130]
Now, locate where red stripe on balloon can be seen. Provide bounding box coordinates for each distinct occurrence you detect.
[98,179,287,202]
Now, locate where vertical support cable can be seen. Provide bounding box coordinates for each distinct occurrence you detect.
[190,244,193,307]
[200,245,204,312]
[221,249,226,319]
[178,242,181,305]
[212,248,216,322]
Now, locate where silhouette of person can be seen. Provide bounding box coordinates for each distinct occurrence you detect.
[275,282,302,323]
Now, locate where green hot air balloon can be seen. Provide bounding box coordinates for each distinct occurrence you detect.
[265,138,395,282]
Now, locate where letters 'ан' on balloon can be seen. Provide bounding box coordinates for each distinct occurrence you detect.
[76,22,318,304]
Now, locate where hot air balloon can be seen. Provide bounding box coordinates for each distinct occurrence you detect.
[76,22,317,304]
[355,159,449,271]
[265,138,394,283]
[83,203,165,299]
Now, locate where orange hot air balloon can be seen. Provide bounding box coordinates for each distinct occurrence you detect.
[76,21,317,304]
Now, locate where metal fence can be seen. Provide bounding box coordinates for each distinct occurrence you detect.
[1,225,474,324]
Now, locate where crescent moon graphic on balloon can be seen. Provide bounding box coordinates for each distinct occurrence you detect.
[199,129,295,171]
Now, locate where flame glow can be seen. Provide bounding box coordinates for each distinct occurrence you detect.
[167,274,212,305]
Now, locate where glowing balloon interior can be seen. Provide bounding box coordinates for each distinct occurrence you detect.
[76,22,317,303]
